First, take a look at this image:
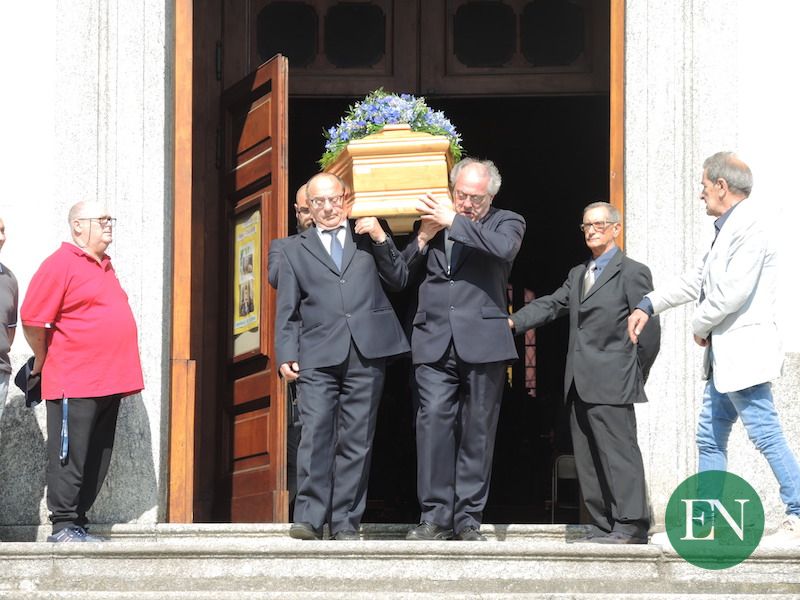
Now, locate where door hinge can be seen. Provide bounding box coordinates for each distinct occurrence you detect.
[215,41,223,81]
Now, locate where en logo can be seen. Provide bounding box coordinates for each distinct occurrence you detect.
[665,471,764,569]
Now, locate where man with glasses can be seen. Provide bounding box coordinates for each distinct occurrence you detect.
[403,158,525,541]
[509,201,660,544]
[629,152,800,547]
[21,201,143,542]
[274,172,409,540]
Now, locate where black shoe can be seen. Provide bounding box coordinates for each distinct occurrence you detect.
[406,521,454,540]
[591,531,648,545]
[289,522,322,540]
[455,526,486,541]
[332,529,360,541]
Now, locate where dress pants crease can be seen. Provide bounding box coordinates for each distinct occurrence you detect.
[294,341,384,534]
[414,343,505,531]
[569,386,649,537]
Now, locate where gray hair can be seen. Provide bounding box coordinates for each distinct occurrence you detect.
[703,151,753,197]
[583,201,620,223]
[450,158,502,196]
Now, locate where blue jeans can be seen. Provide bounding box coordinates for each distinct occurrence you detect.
[696,379,800,516]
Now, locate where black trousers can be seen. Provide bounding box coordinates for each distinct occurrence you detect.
[294,342,385,535]
[46,396,121,533]
[568,385,650,538]
[413,343,506,533]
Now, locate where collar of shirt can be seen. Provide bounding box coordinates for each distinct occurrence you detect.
[714,200,742,238]
[591,245,619,276]
[315,220,348,247]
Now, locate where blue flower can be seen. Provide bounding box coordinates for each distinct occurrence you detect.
[320,88,463,168]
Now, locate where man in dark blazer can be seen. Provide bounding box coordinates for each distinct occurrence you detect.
[404,158,526,541]
[267,182,312,517]
[275,172,410,541]
[510,201,660,544]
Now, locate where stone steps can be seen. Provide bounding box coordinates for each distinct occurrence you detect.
[1,524,798,598]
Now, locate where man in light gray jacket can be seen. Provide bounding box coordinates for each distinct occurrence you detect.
[628,151,800,546]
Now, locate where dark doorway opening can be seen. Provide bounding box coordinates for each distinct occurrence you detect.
[288,95,609,523]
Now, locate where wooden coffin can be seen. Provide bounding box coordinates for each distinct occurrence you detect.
[324,124,454,234]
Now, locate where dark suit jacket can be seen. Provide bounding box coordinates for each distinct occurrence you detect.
[275,222,410,370]
[268,235,296,290]
[510,248,660,405]
[403,207,526,365]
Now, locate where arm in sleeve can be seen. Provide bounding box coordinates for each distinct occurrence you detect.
[448,211,526,262]
[692,222,767,339]
[371,235,409,291]
[646,252,706,315]
[509,272,573,334]
[625,263,661,380]
[274,250,301,367]
[267,241,281,290]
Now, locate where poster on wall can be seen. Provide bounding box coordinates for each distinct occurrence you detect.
[233,209,261,354]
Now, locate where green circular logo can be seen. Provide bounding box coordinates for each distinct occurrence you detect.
[665,470,764,569]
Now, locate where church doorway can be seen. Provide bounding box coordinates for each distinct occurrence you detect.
[289,94,609,523]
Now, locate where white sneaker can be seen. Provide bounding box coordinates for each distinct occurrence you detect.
[760,514,800,548]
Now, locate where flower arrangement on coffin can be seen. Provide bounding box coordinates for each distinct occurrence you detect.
[321,89,464,234]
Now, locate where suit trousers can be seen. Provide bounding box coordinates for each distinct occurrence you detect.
[414,343,505,533]
[46,395,121,533]
[568,385,649,537]
[294,341,385,535]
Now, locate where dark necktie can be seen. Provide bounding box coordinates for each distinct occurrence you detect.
[444,229,459,274]
[324,227,344,270]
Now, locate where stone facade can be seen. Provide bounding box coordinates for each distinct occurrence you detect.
[2,0,798,531]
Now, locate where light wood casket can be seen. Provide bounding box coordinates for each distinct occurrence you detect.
[324,124,454,234]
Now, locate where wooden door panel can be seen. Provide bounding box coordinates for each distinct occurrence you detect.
[222,54,289,523]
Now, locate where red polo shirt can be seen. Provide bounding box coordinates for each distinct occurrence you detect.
[20,243,144,400]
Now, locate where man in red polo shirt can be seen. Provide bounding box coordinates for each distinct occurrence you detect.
[21,201,143,543]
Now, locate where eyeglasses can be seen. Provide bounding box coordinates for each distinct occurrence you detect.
[454,189,488,205]
[308,194,344,209]
[78,217,117,227]
[579,220,617,233]
[296,206,311,215]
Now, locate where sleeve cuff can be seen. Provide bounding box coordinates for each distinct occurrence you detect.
[636,297,654,316]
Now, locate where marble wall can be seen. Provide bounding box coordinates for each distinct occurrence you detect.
[625,0,800,527]
[0,1,171,530]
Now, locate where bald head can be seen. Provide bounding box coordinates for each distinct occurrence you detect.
[68,201,114,261]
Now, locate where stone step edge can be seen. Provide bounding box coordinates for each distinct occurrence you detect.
[0,522,592,543]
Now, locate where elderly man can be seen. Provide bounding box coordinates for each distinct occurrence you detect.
[0,218,18,426]
[628,151,800,546]
[21,202,143,542]
[275,172,409,540]
[510,202,660,544]
[404,158,525,541]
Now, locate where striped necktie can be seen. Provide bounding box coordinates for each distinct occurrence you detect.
[582,260,596,299]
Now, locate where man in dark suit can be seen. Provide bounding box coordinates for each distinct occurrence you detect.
[404,158,526,541]
[275,172,410,541]
[510,201,660,544]
[267,182,312,517]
